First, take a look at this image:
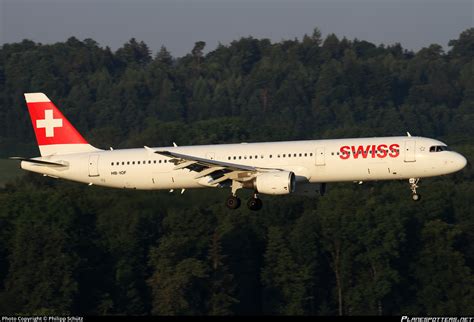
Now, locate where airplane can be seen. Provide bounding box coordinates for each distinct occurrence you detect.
[11,93,467,211]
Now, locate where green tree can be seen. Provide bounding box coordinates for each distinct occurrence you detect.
[207,231,238,315]
[412,220,474,314]
[0,191,79,314]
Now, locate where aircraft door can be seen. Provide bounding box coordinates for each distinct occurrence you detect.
[404,140,416,162]
[315,146,325,166]
[88,154,100,177]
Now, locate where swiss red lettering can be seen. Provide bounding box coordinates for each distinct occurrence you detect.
[377,144,388,158]
[351,145,372,159]
[389,143,400,157]
[339,145,350,159]
[339,143,400,160]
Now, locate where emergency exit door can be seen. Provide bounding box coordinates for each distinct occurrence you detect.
[316,147,325,166]
[404,140,416,162]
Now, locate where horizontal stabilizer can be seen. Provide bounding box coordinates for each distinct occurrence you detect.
[9,157,68,167]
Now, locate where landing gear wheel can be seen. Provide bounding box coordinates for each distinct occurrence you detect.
[409,178,421,202]
[226,196,241,209]
[247,197,263,211]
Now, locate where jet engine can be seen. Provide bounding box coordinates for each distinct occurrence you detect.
[245,171,296,195]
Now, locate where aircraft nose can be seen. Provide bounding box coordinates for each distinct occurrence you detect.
[449,152,467,172]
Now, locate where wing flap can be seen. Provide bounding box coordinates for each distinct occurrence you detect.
[173,160,197,170]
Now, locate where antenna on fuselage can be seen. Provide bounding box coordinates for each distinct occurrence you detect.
[406,132,412,137]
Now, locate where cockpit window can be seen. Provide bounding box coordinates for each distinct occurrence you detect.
[429,145,448,152]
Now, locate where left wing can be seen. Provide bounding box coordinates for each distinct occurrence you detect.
[148,148,282,187]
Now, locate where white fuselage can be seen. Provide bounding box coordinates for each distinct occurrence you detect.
[21,136,467,192]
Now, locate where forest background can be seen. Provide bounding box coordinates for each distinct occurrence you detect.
[0,28,473,315]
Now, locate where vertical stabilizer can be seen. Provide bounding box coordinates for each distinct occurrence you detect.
[24,93,100,156]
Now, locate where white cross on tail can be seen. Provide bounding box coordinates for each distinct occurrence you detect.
[36,109,63,137]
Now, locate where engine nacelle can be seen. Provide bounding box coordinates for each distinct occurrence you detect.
[251,171,296,195]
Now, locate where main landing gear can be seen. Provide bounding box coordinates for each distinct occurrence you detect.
[409,178,421,201]
[247,194,263,211]
[225,180,263,211]
[226,195,241,209]
[225,193,263,211]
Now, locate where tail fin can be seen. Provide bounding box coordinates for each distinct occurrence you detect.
[24,93,100,156]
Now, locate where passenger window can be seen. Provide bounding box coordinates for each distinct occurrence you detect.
[299,153,302,157]
[138,161,140,164]
[269,155,272,158]
[304,153,307,157]
[310,153,313,156]
[127,161,130,165]
[283,154,286,157]
[111,162,114,166]
[159,160,162,163]
[153,160,156,164]
[122,162,125,165]
[249,156,252,159]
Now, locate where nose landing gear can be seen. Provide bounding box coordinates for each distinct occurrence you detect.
[409,178,421,201]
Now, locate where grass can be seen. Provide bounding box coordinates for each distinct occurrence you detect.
[0,159,24,187]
